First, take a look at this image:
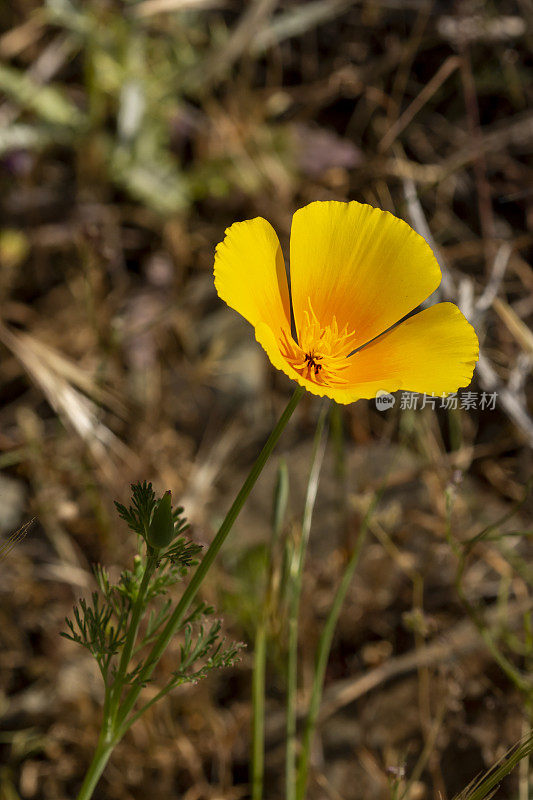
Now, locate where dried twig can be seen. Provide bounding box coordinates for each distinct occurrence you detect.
[402,179,533,447]
[133,0,226,17]
[265,598,532,742]
[251,0,353,55]
[197,0,279,87]
[379,56,460,153]
[474,243,512,315]
[402,177,455,300]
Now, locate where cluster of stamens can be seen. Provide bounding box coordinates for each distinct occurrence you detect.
[280,298,357,387]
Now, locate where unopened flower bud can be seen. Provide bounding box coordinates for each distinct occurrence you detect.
[146,491,174,549]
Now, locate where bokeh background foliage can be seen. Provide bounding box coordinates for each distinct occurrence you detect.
[0,0,532,798]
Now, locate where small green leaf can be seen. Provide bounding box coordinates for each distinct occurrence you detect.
[115,480,156,537]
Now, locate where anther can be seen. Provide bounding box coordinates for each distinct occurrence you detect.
[305,353,322,376]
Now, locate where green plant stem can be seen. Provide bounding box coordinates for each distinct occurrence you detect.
[295,490,382,800]
[109,551,158,724]
[252,619,267,800]
[286,405,328,800]
[251,460,289,800]
[76,727,116,800]
[115,386,304,733]
[76,555,157,800]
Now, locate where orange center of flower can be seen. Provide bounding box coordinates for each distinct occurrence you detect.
[280,298,358,386]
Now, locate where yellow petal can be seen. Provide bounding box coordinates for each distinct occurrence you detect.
[257,304,477,404]
[214,217,291,335]
[337,302,479,402]
[290,200,441,349]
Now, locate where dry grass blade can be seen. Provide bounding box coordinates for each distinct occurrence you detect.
[197,0,279,86]
[0,11,46,59]
[474,244,512,315]
[441,112,533,176]
[379,56,460,152]
[319,598,532,724]
[251,0,353,55]
[180,421,242,525]
[0,518,34,564]
[403,176,456,299]
[475,353,533,447]
[0,327,125,413]
[133,0,226,16]
[265,599,532,742]
[492,296,533,356]
[0,324,135,476]
[403,178,533,447]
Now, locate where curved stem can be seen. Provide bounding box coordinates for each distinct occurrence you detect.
[116,386,304,732]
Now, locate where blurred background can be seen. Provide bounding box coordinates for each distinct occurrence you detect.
[0,1,532,798]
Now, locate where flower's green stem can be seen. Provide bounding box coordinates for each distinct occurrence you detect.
[116,386,304,733]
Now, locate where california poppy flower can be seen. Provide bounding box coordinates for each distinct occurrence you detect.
[214,200,478,404]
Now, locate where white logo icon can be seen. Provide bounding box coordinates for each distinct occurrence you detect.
[375,391,395,411]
